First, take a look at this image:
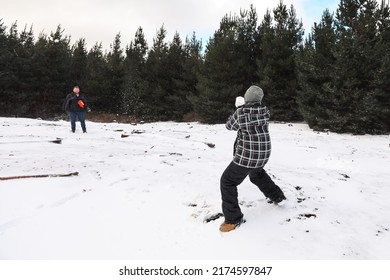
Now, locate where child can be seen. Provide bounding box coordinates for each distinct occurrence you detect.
[219,86,286,232]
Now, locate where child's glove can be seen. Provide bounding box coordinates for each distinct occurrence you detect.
[235,96,245,108]
[87,107,92,113]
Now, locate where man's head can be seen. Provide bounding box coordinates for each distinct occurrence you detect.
[73,86,80,94]
[244,85,264,104]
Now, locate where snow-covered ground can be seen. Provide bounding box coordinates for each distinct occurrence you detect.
[0,117,389,260]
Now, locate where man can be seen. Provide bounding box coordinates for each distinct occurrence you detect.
[64,86,89,133]
[219,85,286,232]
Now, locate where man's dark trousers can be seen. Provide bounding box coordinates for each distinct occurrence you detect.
[69,111,86,132]
[220,161,283,224]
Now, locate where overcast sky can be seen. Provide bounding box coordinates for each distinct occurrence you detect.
[1,0,340,51]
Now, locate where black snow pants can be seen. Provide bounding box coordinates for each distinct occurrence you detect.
[220,161,284,224]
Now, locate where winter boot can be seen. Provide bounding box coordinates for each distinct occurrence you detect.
[269,193,287,205]
[219,218,246,233]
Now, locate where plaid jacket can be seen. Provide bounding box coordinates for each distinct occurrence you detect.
[226,104,271,168]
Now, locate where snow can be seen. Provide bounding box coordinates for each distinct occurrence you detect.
[0,117,389,260]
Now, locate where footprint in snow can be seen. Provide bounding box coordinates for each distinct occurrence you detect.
[204,213,224,223]
[376,226,389,236]
[185,201,221,223]
[239,200,259,208]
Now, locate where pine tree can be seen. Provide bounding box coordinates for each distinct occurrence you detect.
[362,0,390,133]
[0,21,20,116]
[18,25,35,91]
[85,43,110,112]
[258,1,304,121]
[193,14,244,123]
[236,5,261,86]
[1,22,47,117]
[333,0,382,133]
[298,0,389,134]
[1,21,24,96]
[29,32,50,116]
[164,32,193,120]
[0,20,9,114]
[71,38,88,86]
[47,25,72,88]
[144,25,170,120]
[121,27,149,118]
[13,24,37,116]
[0,19,8,116]
[182,33,203,119]
[106,33,125,113]
[297,9,337,129]
[43,25,72,116]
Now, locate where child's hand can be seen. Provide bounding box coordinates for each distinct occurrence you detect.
[235,96,245,108]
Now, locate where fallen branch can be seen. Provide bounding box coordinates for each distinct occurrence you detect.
[131,129,146,134]
[0,138,63,145]
[0,172,79,181]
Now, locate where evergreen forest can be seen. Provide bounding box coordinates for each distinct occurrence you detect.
[1,0,389,134]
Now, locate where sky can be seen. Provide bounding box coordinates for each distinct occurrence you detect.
[1,0,340,51]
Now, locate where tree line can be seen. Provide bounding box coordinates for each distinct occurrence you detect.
[0,0,389,134]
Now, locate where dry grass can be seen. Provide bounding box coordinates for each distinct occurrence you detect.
[182,112,203,123]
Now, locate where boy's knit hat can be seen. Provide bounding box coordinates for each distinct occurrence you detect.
[244,86,264,103]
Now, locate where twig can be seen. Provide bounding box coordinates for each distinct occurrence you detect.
[0,172,79,181]
[0,138,62,145]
